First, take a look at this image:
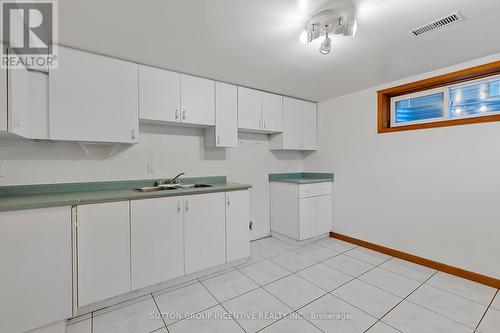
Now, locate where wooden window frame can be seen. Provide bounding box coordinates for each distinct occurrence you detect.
[377,60,500,133]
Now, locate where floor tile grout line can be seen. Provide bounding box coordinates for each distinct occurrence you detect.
[376,264,435,284]
[422,280,498,307]
[474,288,498,332]
[197,277,249,333]
[362,270,437,333]
[151,292,169,332]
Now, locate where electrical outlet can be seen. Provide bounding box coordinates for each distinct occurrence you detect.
[146,161,155,174]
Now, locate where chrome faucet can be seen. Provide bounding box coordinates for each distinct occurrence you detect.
[155,172,185,186]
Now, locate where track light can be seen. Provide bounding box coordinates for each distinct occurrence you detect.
[319,34,332,55]
[299,8,356,55]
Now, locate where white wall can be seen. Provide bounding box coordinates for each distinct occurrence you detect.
[305,53,500,279]
[0,124,304,240]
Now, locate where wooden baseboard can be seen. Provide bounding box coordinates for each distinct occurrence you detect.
[330,232,500,289]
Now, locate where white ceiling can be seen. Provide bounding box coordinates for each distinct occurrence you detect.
[59,0,500,102]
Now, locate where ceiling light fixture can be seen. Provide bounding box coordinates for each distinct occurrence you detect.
[299,8,356,55]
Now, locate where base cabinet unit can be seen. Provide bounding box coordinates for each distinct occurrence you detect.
[0,207,72,333]
[130,197,184,290]
[226,190,250,261]
[269,97,317,151]
[271,181,333,242]
[49,46,139,144]
[184,192,226,274]
[75,202,131,307]
[205,81,238,148]
[237,87,283,133]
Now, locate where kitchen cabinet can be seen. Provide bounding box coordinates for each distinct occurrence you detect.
[0,207,72,333]
[225,190,250,261]
[49,46,139,143]
[206,82,238,148]
[238,87,283,133]
[139,64,181,123]
[269,97,317,150]
[271,181,332,243]
[180,74,215,126]
[130,197,184,290]
[262,91,283,132]
[184,192,226,274]
[76,202,131,307]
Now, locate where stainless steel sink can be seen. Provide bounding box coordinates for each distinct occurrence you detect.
[134,184,212,192]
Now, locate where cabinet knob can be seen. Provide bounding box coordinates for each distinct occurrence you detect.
[263,121,266,129]
[131,129,136,140]
[182,110,186,120]
[227,195,230,207]
[175,110,179,119]
[185,200,189,212]
[177,201,182,213]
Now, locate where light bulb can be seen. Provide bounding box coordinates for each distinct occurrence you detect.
[319,35,332,55]
[299,30,309,44]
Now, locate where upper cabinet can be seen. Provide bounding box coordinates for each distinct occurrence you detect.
[205,81,238,148]
[269,97,317,151]
[238,87,283,133]
[49,46,139,144]
[138,66,215,127]
[180,74,215,126]
[139,65,181,123]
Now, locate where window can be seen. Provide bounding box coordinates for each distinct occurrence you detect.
[390,75,500,127]
[377,61,500,133]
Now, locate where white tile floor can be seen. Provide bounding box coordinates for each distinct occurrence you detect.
[66,236,500,333]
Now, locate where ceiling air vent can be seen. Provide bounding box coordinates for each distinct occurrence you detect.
[410,11,465,37]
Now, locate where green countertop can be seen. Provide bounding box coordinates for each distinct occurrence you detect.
[0,177,251,212]
[268,172,334,184]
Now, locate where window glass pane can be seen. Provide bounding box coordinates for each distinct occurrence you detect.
[395,92,444,124]
[449,79,500,118]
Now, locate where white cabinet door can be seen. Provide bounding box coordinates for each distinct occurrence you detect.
[282,97,302,149]
[130,197,184,290]
[262,92,282,132]
[139,65,181,123]
[180,74,215,126]
[7,64,49,139]
[184,193,226,274]
[301,101,317,150]
[226,190,250,262]
[215,82,238,147]
[0,207,72,333]
[49,46,139,143]
[316,195,333,235]
[238,87,262,131]
[77,202,130,307]
[299,197,317,240]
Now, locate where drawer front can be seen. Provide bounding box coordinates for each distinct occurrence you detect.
[299,182,332,198]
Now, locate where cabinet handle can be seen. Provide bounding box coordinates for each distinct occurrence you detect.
[177,201,182,213]
[227,195,230,207]
[175,109,179,119]
[185,200,189,212]
[131,129,136,140]
[182,110,186,120]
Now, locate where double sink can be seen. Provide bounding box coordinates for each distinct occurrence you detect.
[134,183,212,192]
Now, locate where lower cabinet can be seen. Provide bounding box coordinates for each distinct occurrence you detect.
[226,190,250,262]
[74,190,250,309]
[76,202,131,307]
[0,207,72,333]
[184,192,226,274]
[271,181,333,242]
[130,197,184,290]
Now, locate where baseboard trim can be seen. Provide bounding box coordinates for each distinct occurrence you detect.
[330,232,500,289]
